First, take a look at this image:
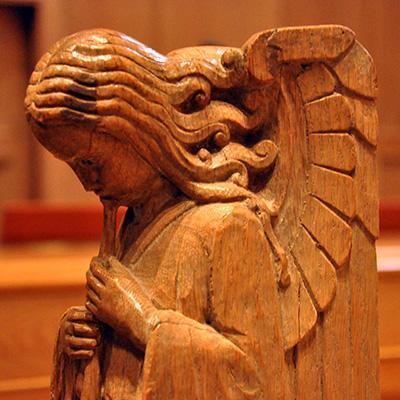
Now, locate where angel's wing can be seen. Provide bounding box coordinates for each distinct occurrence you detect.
[243,25,378,350]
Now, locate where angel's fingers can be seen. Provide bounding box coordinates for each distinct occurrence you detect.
[90,256,108,267]
[86,300,98,317]
[66,335,98,349]
[67,349,94,360]
[68,307,96,323]
[67,322,100,338]
[86,270,105,296]
[90,259,109,284]
[64,321,75,335]
[87,288,101,305]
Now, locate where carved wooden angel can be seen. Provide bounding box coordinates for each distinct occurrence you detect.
[25,25,379,399]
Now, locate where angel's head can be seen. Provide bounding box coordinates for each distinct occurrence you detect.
[25,29,278,206]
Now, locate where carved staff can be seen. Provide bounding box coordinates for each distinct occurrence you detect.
[80,199,117,400]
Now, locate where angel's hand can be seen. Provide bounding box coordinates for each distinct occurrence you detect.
[59,306,101,360]
[86,256,158,350]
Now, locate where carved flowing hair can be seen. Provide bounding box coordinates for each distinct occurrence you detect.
[25,29,279,205]
[25,30,288,284]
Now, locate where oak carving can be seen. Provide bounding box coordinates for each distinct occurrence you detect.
[25,25,379,399]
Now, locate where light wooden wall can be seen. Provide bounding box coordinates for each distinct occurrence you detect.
[0,6,31,205]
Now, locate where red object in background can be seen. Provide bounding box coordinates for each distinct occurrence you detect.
[2,202,125,243]
[1,201,399,243]
[380,202,400,232]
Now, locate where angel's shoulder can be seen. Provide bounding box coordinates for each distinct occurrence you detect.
[180,201,263,240]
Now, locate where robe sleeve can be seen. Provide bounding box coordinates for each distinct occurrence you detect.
[141,204,285,399]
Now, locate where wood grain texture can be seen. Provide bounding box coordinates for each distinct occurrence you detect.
[350,223,380,399]
[24,25,379,399]
[297,63,336,103]
[350,97,379,146]
[334,41,378,99]
[302,196,352,267]
[267,25,355,62]
[295,325,323,400]
[308,133,356,173]
[321,268,352,400]
[279,257,318,350]
[305,93,352,132]
[292,226,337,311]
[309,164,356,218]
[354,126,380,239]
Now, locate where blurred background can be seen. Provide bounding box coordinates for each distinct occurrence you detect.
[0,1,399,399]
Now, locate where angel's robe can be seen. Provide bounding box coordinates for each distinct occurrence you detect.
[52,200,287,399]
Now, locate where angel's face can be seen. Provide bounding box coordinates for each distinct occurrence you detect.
[46,126,159,206]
